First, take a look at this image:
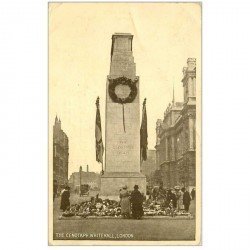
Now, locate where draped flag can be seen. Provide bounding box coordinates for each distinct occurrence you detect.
[95,97,104,163]
[140,98,148,161]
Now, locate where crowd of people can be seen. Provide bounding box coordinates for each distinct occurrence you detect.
[58,183,195,219]
[150,183,195,213]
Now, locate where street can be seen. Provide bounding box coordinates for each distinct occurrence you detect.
[53,192,196,241]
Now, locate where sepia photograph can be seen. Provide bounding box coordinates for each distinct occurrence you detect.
[48,2,201,245]
[3,0,250,249]
[0,0,250,250]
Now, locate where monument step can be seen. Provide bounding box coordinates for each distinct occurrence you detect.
[59,215,194,220]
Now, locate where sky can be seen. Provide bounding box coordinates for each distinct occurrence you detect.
[49,3,201,176]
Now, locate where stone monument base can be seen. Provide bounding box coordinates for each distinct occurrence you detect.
[100,172,146,197]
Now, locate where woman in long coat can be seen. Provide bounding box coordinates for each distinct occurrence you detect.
[183,188,191,212]
[60,186,70,212]
[175,186,183,211]
[119,185,131,218]
[130,185,143,219]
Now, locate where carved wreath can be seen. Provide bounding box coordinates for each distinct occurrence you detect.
[108,76,138,104]
[108,76,138,132]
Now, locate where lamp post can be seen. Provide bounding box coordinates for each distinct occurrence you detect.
[79,166,82,196]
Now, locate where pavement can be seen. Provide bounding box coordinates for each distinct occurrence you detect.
[53,192,196,241]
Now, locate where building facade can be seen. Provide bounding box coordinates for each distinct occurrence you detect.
[53,116,69,188]
[68,168,100,191]
[155,58,196,191]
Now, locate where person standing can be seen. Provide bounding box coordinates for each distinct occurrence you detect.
[165,189,171,207]
[53,180,58,201]
[183,188,191,212]
[191,188,196,200]
[152,186,158,201]
[166,189,176,216]
[170,188,177,209]
[130,185,143,219]
[119,185,131,218]
[60,186,70,212]
[175,186,183,211]
[158,182,166,202]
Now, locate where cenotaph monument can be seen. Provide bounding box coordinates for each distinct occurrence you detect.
[100,33,146,196]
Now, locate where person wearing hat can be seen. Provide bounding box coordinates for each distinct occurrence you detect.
[60,186,70,212]
[175,186,183,211]
[182,187,191,212]
[119,185,131,218]
[130,185,143,219]
[166,188,177,209]
[191,188,196,200]
[158,182,166,203]
[170,188,177,209]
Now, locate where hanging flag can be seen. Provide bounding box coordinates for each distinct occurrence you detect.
[140,98,148,161]
[95,97,104,163]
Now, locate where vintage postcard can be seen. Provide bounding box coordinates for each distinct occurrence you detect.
[49,2,201,245]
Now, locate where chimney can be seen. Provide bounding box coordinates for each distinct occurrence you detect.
[87,165,89,172]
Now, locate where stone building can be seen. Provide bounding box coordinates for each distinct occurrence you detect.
[53,116,69,188]
[68,168,100,191]
[155,58,196,191]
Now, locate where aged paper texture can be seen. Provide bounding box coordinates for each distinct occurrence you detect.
[49,2,201,245]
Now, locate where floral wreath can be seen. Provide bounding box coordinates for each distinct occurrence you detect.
[108,76,138,104]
